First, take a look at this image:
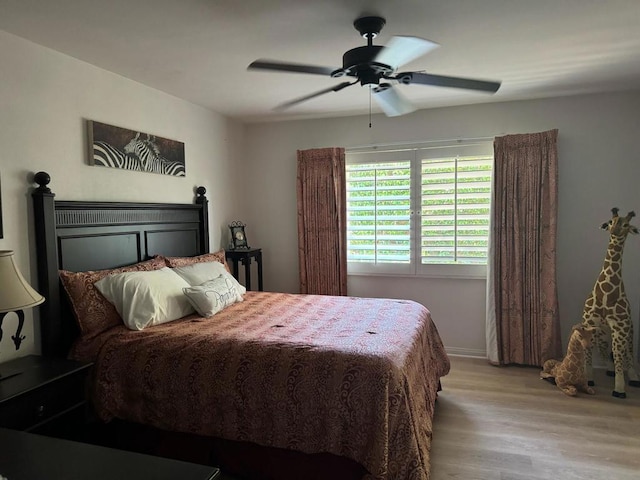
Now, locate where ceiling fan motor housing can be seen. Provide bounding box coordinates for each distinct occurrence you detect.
[331,46,394,85]
[331,16,394,85]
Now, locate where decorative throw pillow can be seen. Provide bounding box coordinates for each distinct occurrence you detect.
[182,274,242,317]
[59,257,166,339]
[163,249,230,272]
[94,267,195,330]
[172,260,246,296]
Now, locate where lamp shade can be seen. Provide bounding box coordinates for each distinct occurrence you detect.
[0,250,45,313]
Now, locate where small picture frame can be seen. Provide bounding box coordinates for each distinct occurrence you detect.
[229,221,249,249]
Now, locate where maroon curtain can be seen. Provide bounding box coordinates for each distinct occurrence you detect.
[296,148,347,295]
[488,130,562,366]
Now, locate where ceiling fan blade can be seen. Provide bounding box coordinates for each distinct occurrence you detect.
[398,72,501,93]
[275,81,355,110]
[248,59,335,76]
[375,36,439,69]
[372,85,416,117]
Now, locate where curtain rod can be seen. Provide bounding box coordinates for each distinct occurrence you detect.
[346,135,501,152]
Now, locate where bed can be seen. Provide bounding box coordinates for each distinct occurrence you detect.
[30,173,450,480]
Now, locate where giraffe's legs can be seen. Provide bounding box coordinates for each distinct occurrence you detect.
[611,353,627,397]
[608,318,630,398]
[582,315,603,386]
[560,385,578,396]
[604,342,615,377]
[577,380,596,395]
[595,327,612,368]
[625,322,640,387]
[555,377,578,396]
[585,346,595,387]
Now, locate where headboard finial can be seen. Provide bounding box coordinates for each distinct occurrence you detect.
[195,186,209,254]
[34,171,52,194]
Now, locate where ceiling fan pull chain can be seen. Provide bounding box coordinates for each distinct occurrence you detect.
[369,86,372,128]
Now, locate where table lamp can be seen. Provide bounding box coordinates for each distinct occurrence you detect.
[0,250,45,380]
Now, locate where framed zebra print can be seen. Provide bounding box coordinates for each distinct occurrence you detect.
[87,120,186,177]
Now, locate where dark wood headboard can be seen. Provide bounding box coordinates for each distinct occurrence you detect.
[31,172,210,358]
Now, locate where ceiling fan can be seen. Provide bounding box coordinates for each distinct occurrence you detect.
[248,16,501,117]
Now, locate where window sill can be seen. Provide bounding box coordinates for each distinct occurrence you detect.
[347,271,487,280]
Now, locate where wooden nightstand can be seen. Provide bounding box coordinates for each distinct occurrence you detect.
[0,355,92,437]
[225,248,263,291]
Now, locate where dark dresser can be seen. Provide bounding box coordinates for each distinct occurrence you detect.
[0,427,220,479]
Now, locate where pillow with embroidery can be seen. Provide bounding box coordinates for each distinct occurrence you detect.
[172,261,246,296]
[182,273,243,317]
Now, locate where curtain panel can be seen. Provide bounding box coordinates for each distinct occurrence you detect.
[486,129,562,366]
[296,147,347,296]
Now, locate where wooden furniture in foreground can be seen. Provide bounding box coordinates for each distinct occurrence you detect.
[0,355,92,436]
[225,248,263,291]
[0,427,220,480]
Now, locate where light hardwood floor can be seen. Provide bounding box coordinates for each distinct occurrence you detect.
[430,355,640,480]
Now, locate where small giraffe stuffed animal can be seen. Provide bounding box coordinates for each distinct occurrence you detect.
[541,324,596,396]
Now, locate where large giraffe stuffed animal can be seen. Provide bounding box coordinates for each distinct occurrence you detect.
[541,324,596,396]
[583,208,640,398]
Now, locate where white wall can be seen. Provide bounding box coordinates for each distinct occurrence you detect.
[242,91,640,357]
[0,31,244,362]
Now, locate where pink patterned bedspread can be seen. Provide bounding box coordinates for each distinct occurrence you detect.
[78,292,450,480]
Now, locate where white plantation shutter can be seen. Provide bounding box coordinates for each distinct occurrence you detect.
[346,150,413,274]
[346,142,493,278]
[421,155,493,264]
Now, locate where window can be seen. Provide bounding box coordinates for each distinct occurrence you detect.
[346,142,493,278]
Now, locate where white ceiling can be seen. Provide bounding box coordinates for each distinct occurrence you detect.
[2,0,640,123]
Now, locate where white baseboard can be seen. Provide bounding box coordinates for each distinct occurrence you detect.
[445,347,487,358]
[442,351,615,366]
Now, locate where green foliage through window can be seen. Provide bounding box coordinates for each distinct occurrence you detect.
[346,150,493,268]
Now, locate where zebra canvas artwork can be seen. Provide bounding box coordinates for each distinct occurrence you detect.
[88,120,185,177]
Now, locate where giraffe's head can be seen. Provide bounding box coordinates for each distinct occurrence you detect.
[601,208,638,238]
[571,324,596,350]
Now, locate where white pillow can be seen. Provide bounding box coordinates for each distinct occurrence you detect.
[182,274,243,317]
[94,267,195,330]
[172,260,246,295]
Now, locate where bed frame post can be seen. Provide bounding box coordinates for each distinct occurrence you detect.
[196,186,209,254]
[31,171,63,357]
